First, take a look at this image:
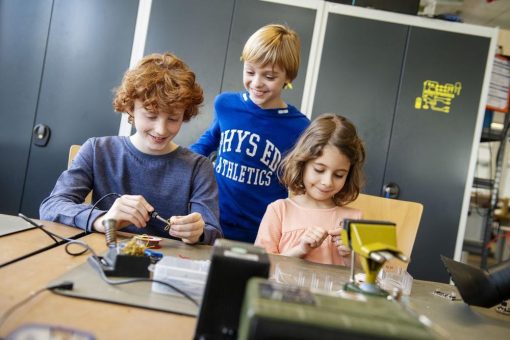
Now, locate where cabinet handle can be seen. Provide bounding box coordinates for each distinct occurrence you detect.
[382,182,400,199]
[33,124,51,147]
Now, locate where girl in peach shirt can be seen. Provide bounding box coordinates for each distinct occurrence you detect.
[255,113,365,265]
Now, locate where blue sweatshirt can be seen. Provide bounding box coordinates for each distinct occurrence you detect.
[40,136,222,244]
[190,92,309,242]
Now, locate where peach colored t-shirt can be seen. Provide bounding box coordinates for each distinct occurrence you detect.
[255,198,362,266]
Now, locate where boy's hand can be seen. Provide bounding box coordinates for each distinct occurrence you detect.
[168,212,204,244]
[93,195,153,232]
[328,227,351,257]
[299,226,328,254]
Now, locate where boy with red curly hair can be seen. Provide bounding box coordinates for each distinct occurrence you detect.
[40,53,222,244]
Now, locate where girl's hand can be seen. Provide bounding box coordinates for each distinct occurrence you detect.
[328,227,351,257]
[168,212,204,244]
[94,195,153,232]
[299,226,328,254]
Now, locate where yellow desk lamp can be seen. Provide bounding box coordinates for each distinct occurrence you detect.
[342,219,409,296]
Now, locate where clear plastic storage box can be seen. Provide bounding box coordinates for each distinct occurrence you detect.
[271,262,345,293]
[151,256,210,301]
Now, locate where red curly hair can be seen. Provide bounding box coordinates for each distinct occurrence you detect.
[113,52,203,122]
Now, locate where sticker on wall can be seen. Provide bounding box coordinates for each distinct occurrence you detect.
[414,80,462,113]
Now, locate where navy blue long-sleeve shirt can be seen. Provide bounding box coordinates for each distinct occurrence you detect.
[190,92,309,242]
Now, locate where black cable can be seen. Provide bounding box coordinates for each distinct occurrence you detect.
[38,226,60,244]
[19,211,199,308]
[18,213,97,257]
[84,193,121,233]
[0,281,74,330]
[17,214,60,244]
[87,256,199,307]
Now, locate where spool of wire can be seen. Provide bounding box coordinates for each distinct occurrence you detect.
[102,219,117,248]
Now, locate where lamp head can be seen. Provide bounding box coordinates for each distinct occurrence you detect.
[342,219,409,295]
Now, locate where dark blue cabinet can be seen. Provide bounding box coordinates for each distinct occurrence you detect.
[312,8,492,282]
[0,0,138,217]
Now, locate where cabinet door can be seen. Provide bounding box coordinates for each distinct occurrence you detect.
[221,0,317,110]
[19,0,139,217]
[0,0,53,215]
[386,27,491,282]
[144,0,235,147]
[311,14,408,195]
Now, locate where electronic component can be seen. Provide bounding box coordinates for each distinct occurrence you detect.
[496,301,510,316]
[90,248,151,278]
[144,249,163,263]
[88,219,150,278]
[238,278,440,340]
[432,288,457,301]
[195,239,270,339]
[150,210,172,230]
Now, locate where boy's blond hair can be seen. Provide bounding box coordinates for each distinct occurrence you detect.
[113,52,203,122]
[241,24,300,82]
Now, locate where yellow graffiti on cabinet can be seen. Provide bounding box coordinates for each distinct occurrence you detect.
[414,80,462,113]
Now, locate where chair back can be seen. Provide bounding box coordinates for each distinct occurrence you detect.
[68,144,82,168]
[346,193,423,271]
[68,144,92,204]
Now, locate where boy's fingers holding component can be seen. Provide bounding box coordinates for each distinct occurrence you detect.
[103,199,135,228]
[170,212,201,225]
[123,195,153,218]
[168,212,204,244]
[169,221,203,234]
[109,195,152,228]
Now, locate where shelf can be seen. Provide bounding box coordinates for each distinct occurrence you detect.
[463,240,484,255]
[480,128,504,142]
[468,114,509,269]
[472,177,494,189]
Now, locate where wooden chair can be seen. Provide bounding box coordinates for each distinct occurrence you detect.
[346,193,423,271]
[68,145,92,204]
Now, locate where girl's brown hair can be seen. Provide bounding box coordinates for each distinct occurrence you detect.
[280,113,365,206]
[113,52,203,122]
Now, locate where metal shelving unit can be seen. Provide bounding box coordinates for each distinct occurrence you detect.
[476,115,510,269]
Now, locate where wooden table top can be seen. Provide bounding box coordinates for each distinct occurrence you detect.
[0,232,196,339]
[0,218,85,267]
[1,226,509,340]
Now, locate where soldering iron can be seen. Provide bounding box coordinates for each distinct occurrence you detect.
[150,210,170,224]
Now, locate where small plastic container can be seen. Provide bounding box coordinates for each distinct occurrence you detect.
[151,256,210,301]
[271,262,344,293]
[377,266,413,296]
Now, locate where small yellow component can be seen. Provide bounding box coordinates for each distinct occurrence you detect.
[134,234,162,248]
[121,236,146,256]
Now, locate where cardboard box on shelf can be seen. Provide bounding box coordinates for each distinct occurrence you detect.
[499,29,510,56]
